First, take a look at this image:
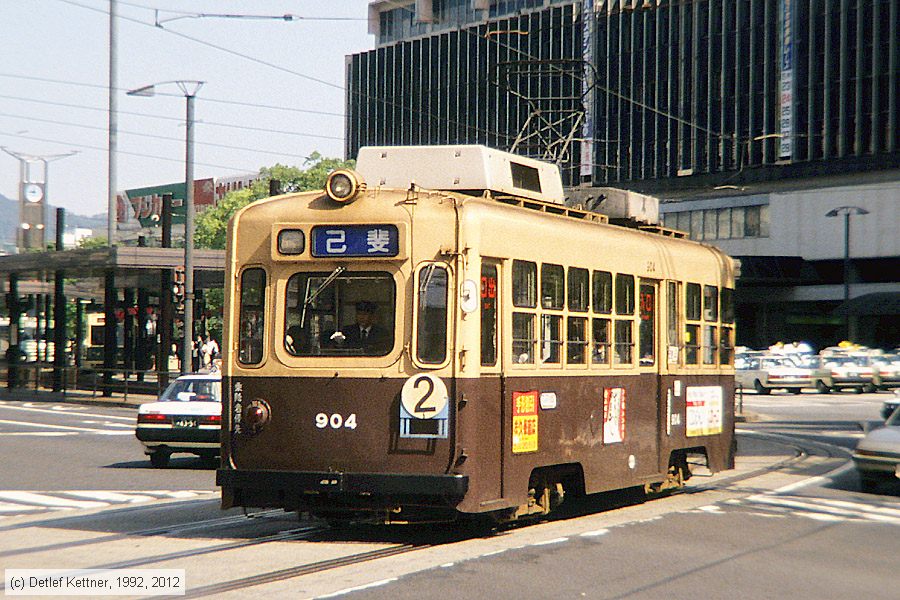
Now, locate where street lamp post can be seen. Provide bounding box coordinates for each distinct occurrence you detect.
[825,205,869,340]
[128,80,204,375]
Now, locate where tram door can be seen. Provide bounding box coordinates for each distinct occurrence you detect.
[478,261,503,499]
[639,280,663,475]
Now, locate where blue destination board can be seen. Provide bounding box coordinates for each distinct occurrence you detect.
[311,225,399,258]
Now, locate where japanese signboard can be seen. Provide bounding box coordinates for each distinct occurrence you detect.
[512,390,539,454]
[603,387,626,444]
[686,386,724,437]
[117,179,215,227]
[311,225,399,258]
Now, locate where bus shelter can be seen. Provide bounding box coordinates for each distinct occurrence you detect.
[0,246,224,396]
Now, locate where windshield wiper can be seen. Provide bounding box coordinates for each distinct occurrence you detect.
[300,266,346,327]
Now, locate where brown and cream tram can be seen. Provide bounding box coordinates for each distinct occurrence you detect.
[217,146,737,524]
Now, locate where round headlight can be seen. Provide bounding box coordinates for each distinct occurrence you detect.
[325,169,364,203]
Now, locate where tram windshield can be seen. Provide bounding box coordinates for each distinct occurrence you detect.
[284,271,395,357]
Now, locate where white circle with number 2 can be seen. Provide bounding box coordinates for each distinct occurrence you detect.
[401,374,449,420]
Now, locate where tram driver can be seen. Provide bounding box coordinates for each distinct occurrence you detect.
[331,301,390,353]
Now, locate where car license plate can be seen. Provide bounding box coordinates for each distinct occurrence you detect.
[174,418,198,428]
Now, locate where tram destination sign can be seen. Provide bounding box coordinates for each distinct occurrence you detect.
[311,225,399,258]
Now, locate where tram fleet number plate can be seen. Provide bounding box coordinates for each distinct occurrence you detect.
[311,225,399,258]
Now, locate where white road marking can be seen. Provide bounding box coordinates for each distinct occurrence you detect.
[0,432,76,437]
[0,491,108,509]
[0,502,46,513]
[0,404,135,421]
[0,419,113,433]
[316,578,399,599]
[579,528,610,537]
[531,537,568,546]
[62,491,156,503]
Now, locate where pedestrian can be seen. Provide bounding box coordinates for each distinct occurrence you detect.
[192,335,202,372]
[201,335,219,368]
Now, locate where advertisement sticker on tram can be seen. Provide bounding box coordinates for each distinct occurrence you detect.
[399,374,449,439]
[603,387,626,444]
[512,391,539,453]
[685,386,724,437]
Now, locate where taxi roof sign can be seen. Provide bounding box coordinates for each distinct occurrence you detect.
[355,145,565,204]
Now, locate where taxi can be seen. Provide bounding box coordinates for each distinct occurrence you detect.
[135,372,222,468]
[812,348,876,394]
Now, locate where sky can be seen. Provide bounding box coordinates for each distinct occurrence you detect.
[0,0,375,217]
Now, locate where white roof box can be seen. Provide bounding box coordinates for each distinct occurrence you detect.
[355,145,565,204]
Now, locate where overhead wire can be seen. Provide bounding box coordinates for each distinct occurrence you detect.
[0,130,257,172]
[0,110,340,156]
[0,92,344,141]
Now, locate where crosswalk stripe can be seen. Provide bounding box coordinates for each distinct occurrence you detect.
[61,491,156,503]
[0,419,113,433]
[0,492,109,509]
[0,404,135,421]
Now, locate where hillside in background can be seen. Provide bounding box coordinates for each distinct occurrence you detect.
[0,192,106,252]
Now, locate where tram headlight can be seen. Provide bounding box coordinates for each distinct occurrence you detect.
[325,169,365,204]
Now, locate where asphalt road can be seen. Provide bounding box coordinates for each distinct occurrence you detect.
[0,392,897,599]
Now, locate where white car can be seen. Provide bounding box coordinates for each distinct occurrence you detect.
[853,406,900,492]
[736,355,814,394]
[135,372,222,468]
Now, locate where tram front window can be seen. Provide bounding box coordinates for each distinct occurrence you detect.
[284,271,395,357]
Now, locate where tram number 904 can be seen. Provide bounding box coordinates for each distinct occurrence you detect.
[315,413,358,430]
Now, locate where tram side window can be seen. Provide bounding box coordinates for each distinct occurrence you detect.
[667,281,680,364]
[592,318,610,364]
[567,316,587,364]
[238,268,266,365]
[568,267,588,312]
[703,325,718,365]
[720,326,734,365]
[592,270,612,314]
[721,288,735,323]
[703,286,719,321]
[541,315,562,364]
[416,265,448,364]
[614,274,635,365]
[481,265,498,367]
[512,260,536,308]
[686,283,702,320]
[685,324,700,365]
[513,313,535,364]
[615,274,635,315]
[614,320,633,365]
[541,263,565,309]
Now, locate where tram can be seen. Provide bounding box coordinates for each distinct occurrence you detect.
[217,145,737,523]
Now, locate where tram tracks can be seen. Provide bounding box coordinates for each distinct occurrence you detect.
[2,429,857,598]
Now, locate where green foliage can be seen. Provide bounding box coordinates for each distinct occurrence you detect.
[194,152,353,250]
[77,236,108,249]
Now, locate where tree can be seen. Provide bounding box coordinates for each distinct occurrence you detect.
[77,236,108,249]
[194,152,353,250]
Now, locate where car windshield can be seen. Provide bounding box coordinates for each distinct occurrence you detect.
[160,379,221,402]
[886,407,900,426]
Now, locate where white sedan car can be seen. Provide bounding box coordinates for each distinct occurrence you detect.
[853,406,900,492]
[135,372,222,468]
